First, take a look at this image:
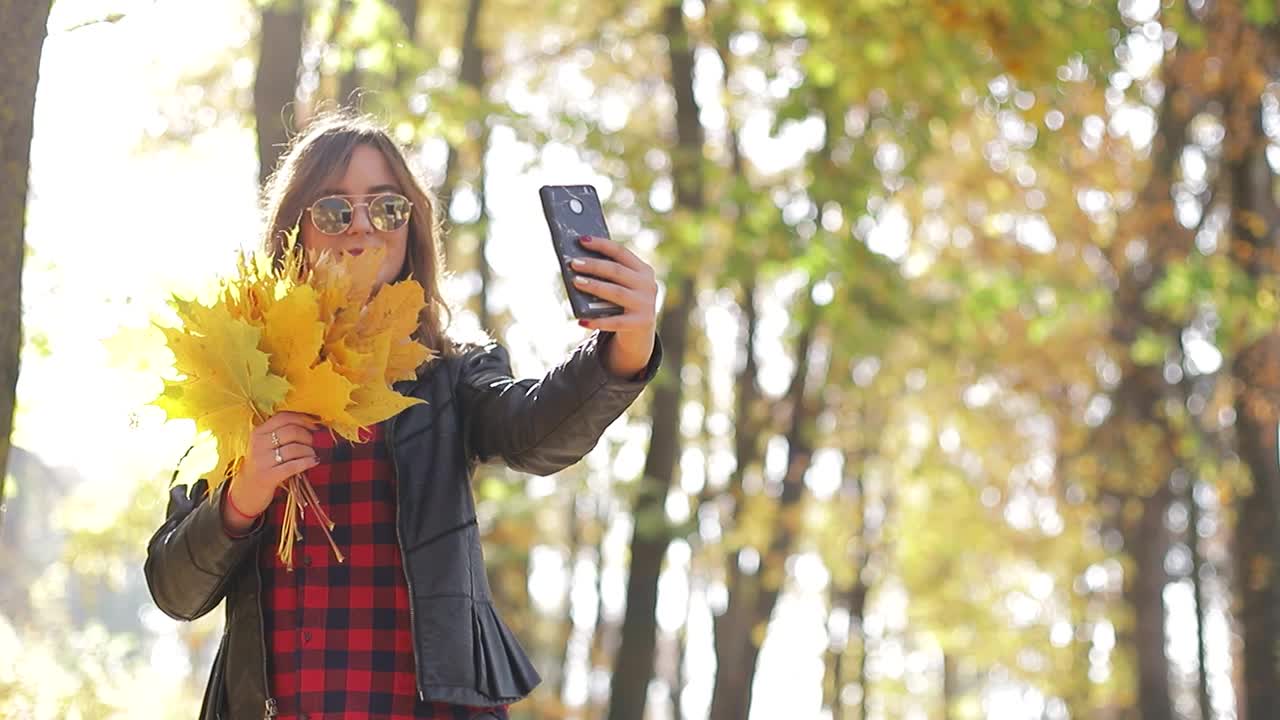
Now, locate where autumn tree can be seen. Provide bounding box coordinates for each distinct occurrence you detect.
[0,0,53,514]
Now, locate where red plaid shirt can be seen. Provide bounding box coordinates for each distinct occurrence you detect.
[259,423,510,720]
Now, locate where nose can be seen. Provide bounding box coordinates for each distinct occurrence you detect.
[345,201,375,235]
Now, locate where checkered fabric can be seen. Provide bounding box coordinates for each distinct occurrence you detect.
[259,423,510,720]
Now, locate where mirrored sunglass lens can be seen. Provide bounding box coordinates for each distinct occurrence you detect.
[370,195,411,231]
[311,197,353,233]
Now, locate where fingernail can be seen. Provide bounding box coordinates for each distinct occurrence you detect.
[579,319,590,327]
[571,258,585,267]
[575,276,590,285]
[580,236,593,244]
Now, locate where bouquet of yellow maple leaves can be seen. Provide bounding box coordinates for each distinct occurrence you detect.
[152,232,433,568]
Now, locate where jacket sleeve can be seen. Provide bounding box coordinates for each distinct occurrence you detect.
[457,329,663,476]
[144,478,263,621]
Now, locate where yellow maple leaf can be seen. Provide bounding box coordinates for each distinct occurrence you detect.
[352,280,433,380]
[260,284,324,378]
[357,279,426,344]
[315,272,350,327]
[337,384,424,439]
[340,246,386,308]
[277,227,307,281]
[327,338,375,383]
[222,248,282,323]
[311,246,383,341]
[329,333,390,386]
[278,358,359,433]
[153,303,289,488]
[166,295,204,329]
[387,338,432,383]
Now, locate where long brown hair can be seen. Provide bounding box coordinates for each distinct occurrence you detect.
[260,110,462,364]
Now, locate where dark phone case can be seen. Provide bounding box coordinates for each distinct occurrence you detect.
[539,184,626,319]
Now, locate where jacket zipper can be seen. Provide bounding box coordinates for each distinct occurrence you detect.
[256,549,279,718]
[387,410,427,700]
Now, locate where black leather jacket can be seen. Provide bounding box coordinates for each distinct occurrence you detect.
[144,330,662,719]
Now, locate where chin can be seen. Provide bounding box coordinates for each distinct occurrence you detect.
[376,269,400,287]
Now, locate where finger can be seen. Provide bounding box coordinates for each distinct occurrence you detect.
[572,275,643,309]
[274,442,318,463]
[267,411,321,428]
[249,425,315,459]
[259,412,321,434]
[579,236,648,273]
[269,424,318,449]
[258,444,318,483]
[578,313,651,332]
[277,455,320,479]
[568,256,645,290]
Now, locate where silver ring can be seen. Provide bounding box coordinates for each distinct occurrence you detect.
[271,431,280,448]
[274,448,284,465]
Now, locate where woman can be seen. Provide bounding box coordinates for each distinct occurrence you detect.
[144,112,662,720]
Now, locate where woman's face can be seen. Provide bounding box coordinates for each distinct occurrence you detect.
[300,143,410,288]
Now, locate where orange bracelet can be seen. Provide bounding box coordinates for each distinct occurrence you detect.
[226,486,260,520]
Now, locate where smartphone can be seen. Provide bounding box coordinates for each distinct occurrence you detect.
[539,184,626,319]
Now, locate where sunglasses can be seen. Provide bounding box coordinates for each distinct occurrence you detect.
[306,193,413,235]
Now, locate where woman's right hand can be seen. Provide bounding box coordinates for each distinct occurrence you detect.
[222,412,321,533]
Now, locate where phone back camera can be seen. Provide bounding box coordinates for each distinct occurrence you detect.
[569,198,584,214]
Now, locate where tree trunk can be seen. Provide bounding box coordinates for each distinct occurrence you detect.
[941,653,958,720]
[1223,11,1280,716]
[336,0,418,109]
[1094,26,1202,717]
[826,578,870,720]
[389,0,419,42]
[336,0,360,107]
[254,0,306,188]
[671,572,697,720]
[1233,334,1280,720]
[439,0,493,331]
[857,611,870,720]
[552,492,583,701]
[589,505,622,718]
[710,301,823,720]
[440,0,486,272]
[606,4,702,718]
[703,268,764,719]
[1186,476,1213,720]
[827,635,842,720]
[608,275,694,720]
[706,229,764,720]
[472,129,492,333]
[1121,486,1174,720]
[844,433,889,720]
[0,0,51,515]
[389,1,421,118]
[709,560,761,720]
[1062,596,1095,719]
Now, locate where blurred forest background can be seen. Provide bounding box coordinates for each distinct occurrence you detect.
[4,0,1280,718]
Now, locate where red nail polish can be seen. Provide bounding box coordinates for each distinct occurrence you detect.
[578,319,590,327]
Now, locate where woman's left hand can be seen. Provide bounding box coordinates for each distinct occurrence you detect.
[569,235,658,380]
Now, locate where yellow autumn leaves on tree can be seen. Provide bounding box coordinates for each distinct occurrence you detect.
[152,232,433,566]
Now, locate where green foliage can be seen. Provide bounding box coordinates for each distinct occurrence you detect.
[1148,253,1280,354]
[1245,0,1277,26]
[1130,327,1170,367]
